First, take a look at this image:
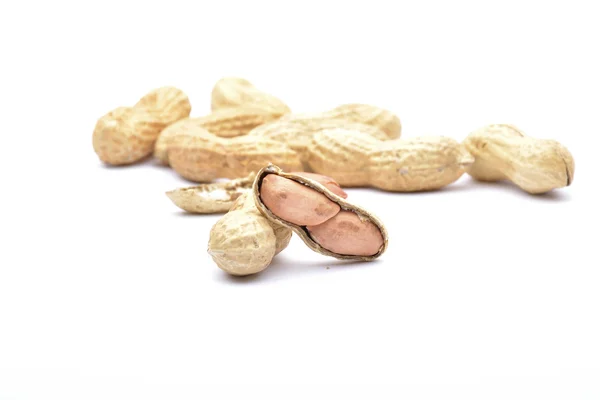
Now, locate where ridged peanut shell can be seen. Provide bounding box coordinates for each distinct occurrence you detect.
[93,87,191,165]
[464,124,525,181]
[211,77,291,116]
[463,124,574,194]
[285,103,401,140]
[231,192,292,255]
[208,192,292,276]
[135,86,192,125]
[249,119,390,166]
[208,208,276,276]
[197,107,283,138]
[154,118,206,165]
[93,107,164,165]
[154,108,285,165]
[253,164,388,261]
[368,136,475,192]
[307,129,382,186]
[167,129,303,182]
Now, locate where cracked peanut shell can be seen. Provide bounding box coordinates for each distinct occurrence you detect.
[253,164,388,261]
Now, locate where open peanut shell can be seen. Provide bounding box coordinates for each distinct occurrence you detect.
[252,164,388,261]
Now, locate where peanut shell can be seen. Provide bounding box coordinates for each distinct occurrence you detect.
[253,164,388,261]
[208,192,291,276]
[166,173,255,214]
[211,77,291,116]
[463,124,574,194]
[93,87,191,165]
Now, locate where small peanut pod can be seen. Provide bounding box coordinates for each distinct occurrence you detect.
[253,164,388,261]
[463,124,574,194]
[164,125,303,182]
[283,103,402,140]
[307,129,474,191]
[166,171,346,214]
[154,107,284,165]
[208,192,292,276]
[211,77,291,116]
[93,87,191,165]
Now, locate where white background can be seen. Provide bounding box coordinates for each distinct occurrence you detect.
[0,1,599,399]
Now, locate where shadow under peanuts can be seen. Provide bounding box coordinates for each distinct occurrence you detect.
[215,254,383,284]
[460,178,572,202]
[171,210,226,218]
[97,155,155,169]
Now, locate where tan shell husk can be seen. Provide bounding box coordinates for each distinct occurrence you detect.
[93,87,191,165]
[166,173,255,214]
[208,191,292,276]
[463,124,575,194]
[248,119,391,169]
[253,164,388,261]
[210,77,291,116]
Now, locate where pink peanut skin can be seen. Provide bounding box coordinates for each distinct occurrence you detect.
[306,210,384,256]
[260,175,341,226]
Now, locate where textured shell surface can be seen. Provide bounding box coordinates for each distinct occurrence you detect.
[463,124,525,181]
[153,118,208,165]
[249,119,390,167]
[368,136,474,192]
[324,103,402,139]
[135,86,192,126]
[93,87,191,166]
[211,77,291,116]
[208,209,276,276]
[307,129,381,186]
[463,124,574,193]
[93,107,163,165]
[198,107,284,138]
[234,192,291,255]
[166,126,303,182]
[207,191,292,276]
[253,164,388,261]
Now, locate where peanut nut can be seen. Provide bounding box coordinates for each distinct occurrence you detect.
[260,174,341,226]
[307,211,384,257]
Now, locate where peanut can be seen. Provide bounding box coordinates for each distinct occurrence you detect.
[260,175,341,226]
[166,127,303,182]
[463,124,575,194]
[154,107,284,165]
[253,164,388,260]
[307,129,474,191]
[211,77,291,116]
[208,192,291,276]
[93,87,191,165]
[282,103,401,140]
[307,211,384,257]
[248,119,391,168]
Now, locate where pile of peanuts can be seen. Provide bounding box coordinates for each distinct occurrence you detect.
[93,78,575,276]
